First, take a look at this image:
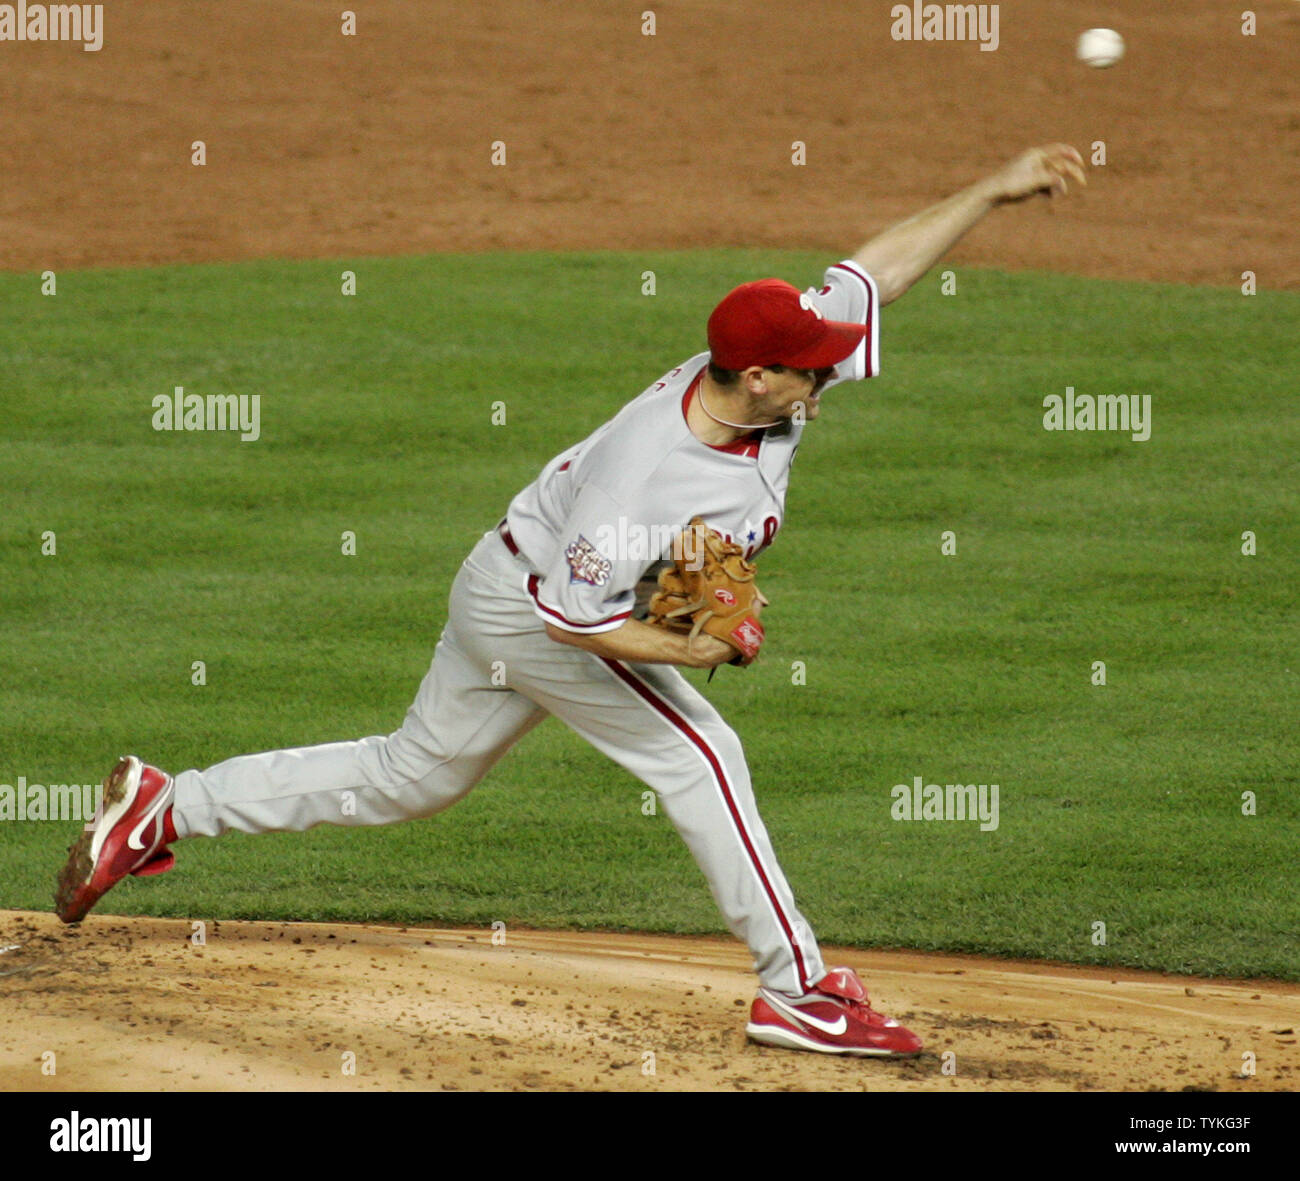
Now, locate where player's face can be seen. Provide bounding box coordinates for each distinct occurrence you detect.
[753,366,835,423]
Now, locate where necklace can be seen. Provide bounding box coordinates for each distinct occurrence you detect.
[696,373,781,431]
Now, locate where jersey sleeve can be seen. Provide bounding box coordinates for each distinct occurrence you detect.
[802,259,881,385]
[528,482,647,635]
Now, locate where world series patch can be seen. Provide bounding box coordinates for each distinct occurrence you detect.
[565,535,612,586]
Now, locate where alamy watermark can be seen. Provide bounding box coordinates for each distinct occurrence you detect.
[0,4,103,52]
[890,3,999,52]
[891,776,999,831]
[562,514,777,588]
[592,515,776,564]
[1043,387,1151,442]
[591,517,682,565]
[49,1111,151,1162]
[152,387,261,442]
[0,775,102,825]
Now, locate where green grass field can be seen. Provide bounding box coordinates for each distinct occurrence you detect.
[2,251,1296,979]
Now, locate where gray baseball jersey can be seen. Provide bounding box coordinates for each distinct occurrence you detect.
[170,259,880,996]
[508,259,880,634]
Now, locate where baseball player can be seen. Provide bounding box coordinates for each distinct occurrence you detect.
[56,145,1086,1058]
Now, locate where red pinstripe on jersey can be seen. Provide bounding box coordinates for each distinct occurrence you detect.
[827,261,878,377]
[527,573,632,631]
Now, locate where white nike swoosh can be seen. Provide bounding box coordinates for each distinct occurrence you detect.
[762,990,848,1037]
[127,778,173,852]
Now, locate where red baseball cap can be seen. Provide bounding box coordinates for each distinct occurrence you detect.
[707,278,866,371]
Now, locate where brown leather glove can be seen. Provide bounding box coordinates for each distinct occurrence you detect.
[647,517,767,666]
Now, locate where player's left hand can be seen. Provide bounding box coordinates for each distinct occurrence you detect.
[987,144,1087,204]
[647,518,768,668]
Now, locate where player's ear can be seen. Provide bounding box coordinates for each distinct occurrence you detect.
[740,366,768,395]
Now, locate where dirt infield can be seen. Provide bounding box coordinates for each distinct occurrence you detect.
[1,911,1296,1092]
[1,1,1296,285]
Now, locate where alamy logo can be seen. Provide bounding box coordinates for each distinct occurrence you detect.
[0,3,103,51]
[0,776,102,825]
[49,1111,151,1162]
[152,386,261,442]
[591,517,682,565]
[890,3,1000,52]
[1043,386,1151,442]
[891,776,1000,831]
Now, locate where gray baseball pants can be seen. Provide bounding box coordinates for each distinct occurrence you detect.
[172,527,825,993]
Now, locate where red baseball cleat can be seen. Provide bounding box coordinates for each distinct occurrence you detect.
[54,756,177,924]
[746,966,923,1057]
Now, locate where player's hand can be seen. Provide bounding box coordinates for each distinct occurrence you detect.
[686,634,740,669]
[986,144,1086,205]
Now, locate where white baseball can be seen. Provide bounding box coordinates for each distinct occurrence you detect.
[1076,27,1124,69]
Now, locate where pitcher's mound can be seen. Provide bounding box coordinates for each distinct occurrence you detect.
[0,911,1294,1091]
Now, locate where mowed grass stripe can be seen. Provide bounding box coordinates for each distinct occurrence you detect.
[0,252,1296,978]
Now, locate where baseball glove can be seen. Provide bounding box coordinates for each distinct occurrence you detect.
[647,517,767,665]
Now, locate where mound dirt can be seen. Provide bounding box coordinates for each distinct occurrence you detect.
[1,911,1295,1092]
